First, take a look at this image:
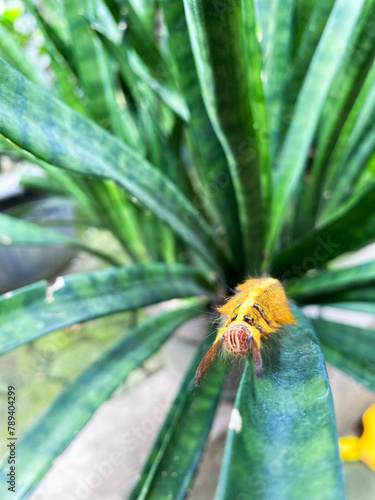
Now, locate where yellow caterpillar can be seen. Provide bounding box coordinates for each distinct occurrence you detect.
[195,276,296,386]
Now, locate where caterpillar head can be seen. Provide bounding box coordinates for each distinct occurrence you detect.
[221,323,263,379]
[222,323,252,355]
[194,324,263,386]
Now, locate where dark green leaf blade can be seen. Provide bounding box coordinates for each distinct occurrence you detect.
[286,261,375,303]
[267,0,366,255]
[22,0,88,114]
[263,0,294,159]
[130,331,227,500]
[329,302,375,314]
[311,317,375,393]
[241,0,271,238]
[280,0,334,144]
[0,23,47,87]
[216,306,344,500]
[320,62,375,217]
[311,287,375,304]
[0,263,214,355]
[123,0,172,84]
[183,0,264,273]
[160,0,242,273]
[296,2,375,236]
[272,185,375,278]
[0,58,227,274]
[0,305,201,497]
[96,30,188,120]
[63,0,141,148]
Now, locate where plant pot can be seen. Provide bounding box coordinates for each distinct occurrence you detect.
[0,183,77,294]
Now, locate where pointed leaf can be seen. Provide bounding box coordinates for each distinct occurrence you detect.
[216,305,344,500]
[267,0,366,255]
[321,61,375,215]
[264,0,294,158]
[96,31,188,120]
[123,1,172,84]
[0,59,227,274]
[183,0,264,273]
[312,318,375,393]
[242,0,271,234]
[280,0,334,141]
[296,2,375,234]
[130,331,227,499]
[63,0,141,147]
[22,0,87,113]
[0,305,201,497]
[272,185,375,277]
[0,23,47,87]
[312,287,375,304]
[286,261,375,303]
[0,263,214,355]
[160,0,242,272]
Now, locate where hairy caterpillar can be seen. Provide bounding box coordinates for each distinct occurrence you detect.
[195,276,296,386]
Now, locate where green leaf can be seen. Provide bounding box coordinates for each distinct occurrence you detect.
[280,0,334,138]
[97,31,188,120]
[296,2,375,235]
[328,302,375,314]
[183,0,264,273]
[242,0,271,237]
[130,330,227,499]
[320,62,375,216]
[0,305,201,497]
[264,0,294,158]
[0,23,47,87]
[103,0,121,22]
[160,0,242,274]
[1,7,23,23]
[78,178,150,262]
[126,0,157,32]
[311,318,375,393]
[0,212,119,265]
[120,1,170,82]
[311,287,375,304]
[286,261,375,303]
[252,0,276,56]
[1,135,148,262]
[19,173,69,196]
[25,0,78,76]
[322,127,375,220]
[23,0,87,114]
[216,305,344,500]
[0,136,93,211]
[266,0,366,255]
[272,185,375,277]
[63,0,142,148]
[0,58,227,275]
[0,263,214,355]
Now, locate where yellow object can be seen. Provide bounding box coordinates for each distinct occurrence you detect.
[359,403,375,470]
[339,436,360,461]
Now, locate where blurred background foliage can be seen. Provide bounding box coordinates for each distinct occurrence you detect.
[0,0,375,498]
